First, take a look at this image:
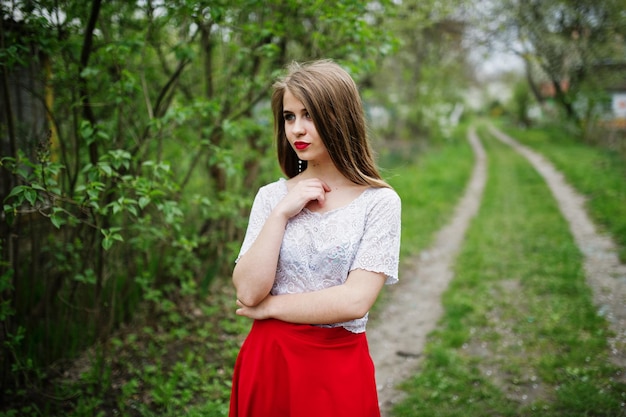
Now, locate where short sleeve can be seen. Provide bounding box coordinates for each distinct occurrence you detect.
[350,188,401,285]
[235,186,273,263]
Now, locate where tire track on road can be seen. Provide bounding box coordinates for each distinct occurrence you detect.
[368,126,487,416]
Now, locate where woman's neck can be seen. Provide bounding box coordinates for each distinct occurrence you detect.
[300,163,354,189]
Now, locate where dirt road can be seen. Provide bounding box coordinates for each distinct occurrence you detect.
[368,125,626,416]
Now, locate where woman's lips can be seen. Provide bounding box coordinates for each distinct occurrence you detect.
[294,141,310,150]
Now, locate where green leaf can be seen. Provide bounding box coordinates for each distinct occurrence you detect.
[87,189,100,201]
[80,120,94,143]
[80,66,100,78]
[138,196,150,209]
[50,213,64,229]
[99,162,113,176]
[74,269,96,284]
[50,207,66,229]
[111,202,122,215]
[24,189,37,206]
[101,228,124,251]
[6,185,26,200]
[102,237,113,251]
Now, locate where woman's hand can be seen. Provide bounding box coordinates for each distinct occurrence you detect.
[234,269,386,324]
[232,179,328,307]
[274,178,331,219]
[236,296,273,320]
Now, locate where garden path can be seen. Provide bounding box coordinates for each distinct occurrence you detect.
[368,125,626,416]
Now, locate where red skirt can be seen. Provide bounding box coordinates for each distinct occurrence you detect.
[229,319,380,417]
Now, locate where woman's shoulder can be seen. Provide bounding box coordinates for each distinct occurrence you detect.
[366,185,401,205]
[256,178,288,199]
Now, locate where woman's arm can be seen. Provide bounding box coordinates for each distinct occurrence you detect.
[235,269,386,324]
[232,211,288,307]
[233,178,331,307]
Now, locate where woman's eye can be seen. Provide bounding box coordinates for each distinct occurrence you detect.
[283,113,295,121]
[304,112,311,119]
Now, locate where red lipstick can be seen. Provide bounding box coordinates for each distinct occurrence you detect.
[294,141,310,150]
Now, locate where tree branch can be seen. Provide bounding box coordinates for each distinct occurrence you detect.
[78,0,102,165]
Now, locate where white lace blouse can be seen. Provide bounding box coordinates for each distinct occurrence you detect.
[237,178,401,333]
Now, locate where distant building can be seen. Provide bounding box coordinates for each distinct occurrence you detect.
[612,93,626,118]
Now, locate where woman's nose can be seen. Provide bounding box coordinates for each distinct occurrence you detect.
[292,117,305,135]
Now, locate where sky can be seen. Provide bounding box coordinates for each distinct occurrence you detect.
[476,52,525,80]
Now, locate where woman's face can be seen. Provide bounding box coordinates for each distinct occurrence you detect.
[282,89,331,167]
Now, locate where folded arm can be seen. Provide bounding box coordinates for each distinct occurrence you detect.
[232,211,287,307]
[235,268,386,324]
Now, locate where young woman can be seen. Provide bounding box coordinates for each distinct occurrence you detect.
[229,59,401,417]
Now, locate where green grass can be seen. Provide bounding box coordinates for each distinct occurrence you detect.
[392,125,626,416]
[502,123,626,262]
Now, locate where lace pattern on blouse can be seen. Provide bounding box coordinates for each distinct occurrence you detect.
[237,178,401,333]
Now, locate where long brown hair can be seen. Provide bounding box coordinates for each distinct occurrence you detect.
[271,60,389,188]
